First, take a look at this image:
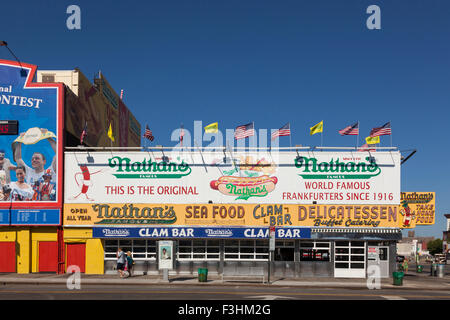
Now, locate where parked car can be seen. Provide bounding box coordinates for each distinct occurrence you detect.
[396,255,405,263]
[434,254,446,263]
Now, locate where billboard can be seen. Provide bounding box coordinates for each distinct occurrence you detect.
[64,151,401,205]
[399,192,435,228]
[0,60,63,225]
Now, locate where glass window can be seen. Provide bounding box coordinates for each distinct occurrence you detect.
[351,248,365,255]
[224,240,268,261]
[335,263,349,268]
[177,240,220,261]
[299,241,331,262]
[300,242,314,248]
[104,239,156,260]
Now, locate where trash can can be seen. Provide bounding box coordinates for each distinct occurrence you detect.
[431,263,438,276]
[437,264,445,278]
[392,271,404,286]
[198,268,208,282]
[416,265,423,273]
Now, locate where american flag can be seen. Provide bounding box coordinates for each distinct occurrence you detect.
[143,124,154,141]
[338,122,359,136]
[358,143,376,152]
[370,122,391,137]
[180,124,185,146]
[271,123,291,140]
[80,122,87,144]
[234,122,255,140]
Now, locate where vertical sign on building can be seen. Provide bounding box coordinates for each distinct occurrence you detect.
[269,226,276,251]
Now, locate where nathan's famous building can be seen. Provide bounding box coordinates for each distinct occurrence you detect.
[0,58,435,278]
[0,59,140,273]
[63,147,435,279]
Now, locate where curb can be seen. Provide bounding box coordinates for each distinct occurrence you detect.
[1,277,449,291]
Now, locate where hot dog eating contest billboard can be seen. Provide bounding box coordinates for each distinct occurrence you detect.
[64,151,405,228]
[0,60,63,225]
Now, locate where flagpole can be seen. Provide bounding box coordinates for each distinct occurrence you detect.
[356,121,359,150]
[390,120,392,147]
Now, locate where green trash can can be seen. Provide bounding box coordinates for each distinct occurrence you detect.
[393,271,404,286]
[198,268,208,282]
[416,265,423,273]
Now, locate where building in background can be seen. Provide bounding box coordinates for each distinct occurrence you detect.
[443,214,450,263]
[36,69,141,148]
[396,230,435,259]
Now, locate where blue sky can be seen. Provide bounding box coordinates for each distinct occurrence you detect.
[1,0,449,238]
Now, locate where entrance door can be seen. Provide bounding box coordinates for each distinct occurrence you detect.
[367,246,389,278]
[334,241,366,278]
[39,241,58,272]
[66,243,86,273]
[0,242,16,272]
[378,247,389,277]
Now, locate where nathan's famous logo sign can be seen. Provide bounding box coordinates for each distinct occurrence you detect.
[294,156,380,179]
[399,192,435,227]
[66,204,177,225]
[108,156,191,179]
[210,156,278,200]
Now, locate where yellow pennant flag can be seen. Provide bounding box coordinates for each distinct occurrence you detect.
[204,122,218,133]
[107,123,115,142]
[310,121,323,135]
[365,135,380,144]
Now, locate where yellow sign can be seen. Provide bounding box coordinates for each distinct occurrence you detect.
[400,192,435,228]
[365,136,380,144]
[64,203,403,228]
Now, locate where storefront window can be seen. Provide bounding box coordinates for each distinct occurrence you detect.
[274,241,295,261]
[104,239,157,260]
[334,241,366,271]
[177,240,220,261]
[299,241,330,262]
[224,240,269,261]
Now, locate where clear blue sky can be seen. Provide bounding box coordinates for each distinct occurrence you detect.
[1,0,449,238]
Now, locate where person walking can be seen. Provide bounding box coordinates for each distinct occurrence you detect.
[126,251,135,277]
[116,247,126,278]
[402,258,409,273]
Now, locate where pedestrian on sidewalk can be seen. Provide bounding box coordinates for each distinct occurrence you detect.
[126,251,135,277]
[116,247,126,278]
[402,258,409,273]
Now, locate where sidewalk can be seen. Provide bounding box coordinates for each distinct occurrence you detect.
[0,268,449,290]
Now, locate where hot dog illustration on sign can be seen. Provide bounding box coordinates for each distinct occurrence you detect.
[210,156,278,200]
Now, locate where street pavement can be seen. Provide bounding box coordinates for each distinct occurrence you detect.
[0,264,448,291]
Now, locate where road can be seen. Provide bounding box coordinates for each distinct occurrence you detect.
[1,283,449,300]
